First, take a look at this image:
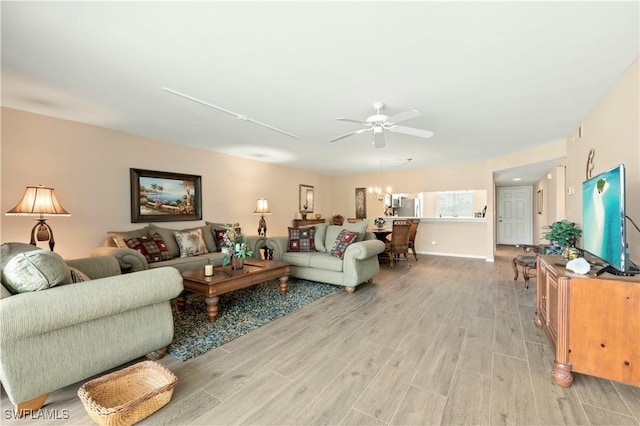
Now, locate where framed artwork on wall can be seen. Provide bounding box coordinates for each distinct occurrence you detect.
[130,168,202,223]
[355,187,367,218]
[299,184,314,213]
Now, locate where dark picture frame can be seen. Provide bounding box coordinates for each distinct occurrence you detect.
[355,187,367,218]
[130,168,202,223]
[299,184,314,213]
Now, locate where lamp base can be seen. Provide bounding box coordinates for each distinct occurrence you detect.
[30,219,55,251]
[257,215,267,237]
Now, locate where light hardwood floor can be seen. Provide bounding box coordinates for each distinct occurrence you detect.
[3,247,639,425]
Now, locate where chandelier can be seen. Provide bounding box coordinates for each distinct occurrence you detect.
[368,185,392,201]
[368,158,412,201]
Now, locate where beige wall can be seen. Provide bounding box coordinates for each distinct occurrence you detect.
[564,57,639,264]
[1,108,330,258]
[533,165,566,245]
[2,56,637,263]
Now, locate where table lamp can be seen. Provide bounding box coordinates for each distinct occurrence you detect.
[6,185,70,251]
[253,198,271,236]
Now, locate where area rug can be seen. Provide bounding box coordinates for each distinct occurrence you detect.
[168,278,338,361]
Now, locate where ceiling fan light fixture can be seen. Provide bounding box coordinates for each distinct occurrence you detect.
[330,102,433,148]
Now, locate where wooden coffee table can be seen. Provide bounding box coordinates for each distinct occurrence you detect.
[178,259,290,323]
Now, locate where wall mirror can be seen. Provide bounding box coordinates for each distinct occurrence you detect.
[299,184,314,213]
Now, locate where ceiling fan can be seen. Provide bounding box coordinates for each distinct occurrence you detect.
[162,87,299,139]
[329,102,434,148]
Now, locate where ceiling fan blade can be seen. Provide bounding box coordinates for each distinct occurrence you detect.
[329,128,370,143]
[373,128,385,148]
[336,118,369,125]
[386,109,421,125]
[163,87,299,139]
[389,125,434,139]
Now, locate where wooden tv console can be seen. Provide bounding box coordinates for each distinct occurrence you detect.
[534,255,640,387]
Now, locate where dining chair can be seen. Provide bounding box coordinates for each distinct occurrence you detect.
[408,219,420,261]
[384,220,412,268]
[347,218,365,223]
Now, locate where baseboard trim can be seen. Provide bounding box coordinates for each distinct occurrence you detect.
[418,251,488,261]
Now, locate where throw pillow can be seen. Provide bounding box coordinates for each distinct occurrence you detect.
[208,222,242,252]
[288,226,316,252]
[2,250,71,294]
[107,227,150,248]
[330,229,358,259]
[148,223,217,257]
[313,223,329,252]
[174,228,208,258]
[69,267,91,283]
[324,221,370,249]
[213,229,228,252]
[123,233,173,263]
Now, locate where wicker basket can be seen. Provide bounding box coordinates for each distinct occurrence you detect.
[78,361,177,426]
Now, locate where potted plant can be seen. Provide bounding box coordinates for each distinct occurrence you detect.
[374,216,386,229]
[542,219,582,259]
[332,214,344,225]
[220,225,253,269]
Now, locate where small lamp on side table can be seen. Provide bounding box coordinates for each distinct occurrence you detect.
[253,198,271,237]
[5,185,71,251]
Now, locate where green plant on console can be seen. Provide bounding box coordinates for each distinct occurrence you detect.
[542,219,582,258]
[543,219,582,247]
[220,225,253,266]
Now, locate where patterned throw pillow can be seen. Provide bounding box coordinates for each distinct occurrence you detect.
[123,232,173,263]
[174,228,208,258]
[330,229,358,259]
[213,229,227,253]
[211,225,242,252]
[288,226,316,252]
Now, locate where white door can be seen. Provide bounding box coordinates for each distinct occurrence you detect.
[497,187,532,245]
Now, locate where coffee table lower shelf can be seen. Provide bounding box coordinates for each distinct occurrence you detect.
[178,259,290,323]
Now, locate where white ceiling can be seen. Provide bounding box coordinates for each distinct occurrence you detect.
[2,2,638,181]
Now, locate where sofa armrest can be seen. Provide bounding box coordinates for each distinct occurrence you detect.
[0,267,183,341]
[245,235,266,259]
[343,239,385,261]
[66,256,121,279]
[265,236,289,261]
[91,246,149,272]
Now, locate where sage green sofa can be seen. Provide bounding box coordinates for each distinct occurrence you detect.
[266,222,385,293]
[92,222,264,273]
[0,242,183,412]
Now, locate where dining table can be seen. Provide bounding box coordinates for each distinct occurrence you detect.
[369,227,392,242]
[369,227,392,264]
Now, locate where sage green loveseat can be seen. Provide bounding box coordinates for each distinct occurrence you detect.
[266,222,384,293]
[0,242,183,412]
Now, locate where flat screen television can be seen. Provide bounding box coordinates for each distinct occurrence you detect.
[582,163,638,276]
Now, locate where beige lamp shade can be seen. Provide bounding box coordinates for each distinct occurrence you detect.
[6,185,70,217]
[6,185,70,251]
[253,198,271,215]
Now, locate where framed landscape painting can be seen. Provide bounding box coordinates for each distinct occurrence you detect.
[130,168,202,223]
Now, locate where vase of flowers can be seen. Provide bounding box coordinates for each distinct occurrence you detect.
[374,216,386,230]
[220,225,253,269]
